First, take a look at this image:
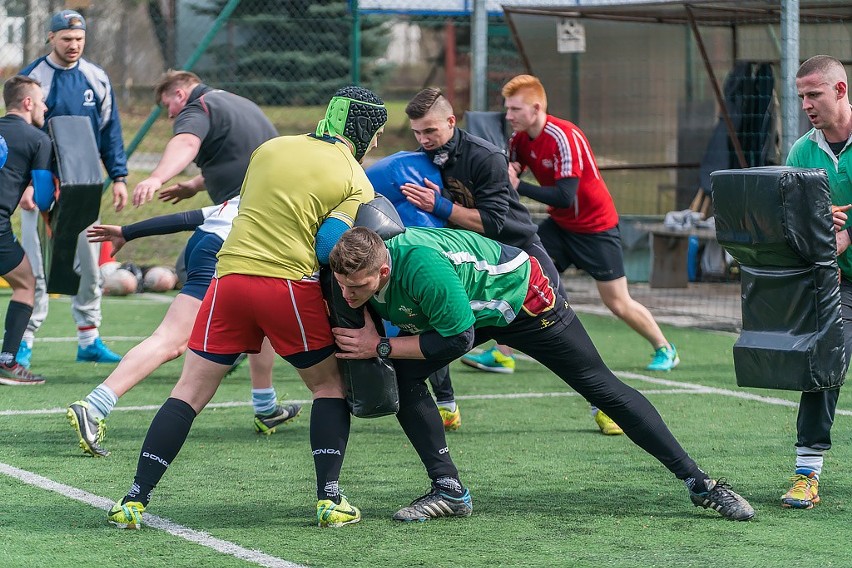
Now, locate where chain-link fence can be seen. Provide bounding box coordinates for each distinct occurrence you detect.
[0,1,524,159]
[3,1,851,331]
[0,1,372,99]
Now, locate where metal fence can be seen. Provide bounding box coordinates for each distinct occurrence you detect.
[4,1,851,331]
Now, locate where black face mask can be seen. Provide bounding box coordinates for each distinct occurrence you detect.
[425,129,458,169]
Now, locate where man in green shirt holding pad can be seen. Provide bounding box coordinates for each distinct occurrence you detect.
[329,226,755,522]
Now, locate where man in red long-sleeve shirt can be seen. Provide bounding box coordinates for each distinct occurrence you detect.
[499,74,679,374]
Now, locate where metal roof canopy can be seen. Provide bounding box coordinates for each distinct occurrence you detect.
[502,1,852,27]
[503,1,852,170]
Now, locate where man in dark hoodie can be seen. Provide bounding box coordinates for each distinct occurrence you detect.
[400,87,621,436]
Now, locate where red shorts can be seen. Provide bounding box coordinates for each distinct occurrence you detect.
[188,274,334,357]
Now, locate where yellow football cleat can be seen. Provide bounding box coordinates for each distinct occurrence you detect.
[438,405,461,431]
[782,469,820,509]
[460,347,516,374]
[317,495,361,528]
[593,409,624,435]
[108,500,145,529]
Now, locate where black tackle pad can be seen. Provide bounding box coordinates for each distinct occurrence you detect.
[711,167,846,391]
[321,268,399,418]
[354,194,406,239]
[43,116,103,294]
[712,166,836,267]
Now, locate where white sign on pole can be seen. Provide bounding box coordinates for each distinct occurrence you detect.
[557,18,586,53]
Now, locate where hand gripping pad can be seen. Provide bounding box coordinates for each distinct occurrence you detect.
[321,267,399,418]
[43,116,103,294]
[365,151,446,228]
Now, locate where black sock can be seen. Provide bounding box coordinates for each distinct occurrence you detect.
[433,475,465,498]
[1,301,32,365]
[125,397,197,506]
[683,469,711,493]
[396,394,460,487]
[310,397,351,503]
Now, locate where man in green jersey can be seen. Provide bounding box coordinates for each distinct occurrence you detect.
[329,226,755,522]
[780,54,852,509]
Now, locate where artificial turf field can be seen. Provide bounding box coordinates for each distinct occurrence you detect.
[1,291,850,567]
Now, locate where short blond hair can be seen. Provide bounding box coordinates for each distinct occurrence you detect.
[502,75,547,111]
[797,55,847,85]
[154,70,202,104]
[329,227,387,276]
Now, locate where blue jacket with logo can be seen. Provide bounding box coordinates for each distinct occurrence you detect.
[21,55,128,180]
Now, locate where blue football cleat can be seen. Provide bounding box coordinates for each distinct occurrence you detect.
[77,337,122,363]
[16,341,32,369]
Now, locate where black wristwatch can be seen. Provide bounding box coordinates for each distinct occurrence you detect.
[113,176,127,184]
[377,337,392,358]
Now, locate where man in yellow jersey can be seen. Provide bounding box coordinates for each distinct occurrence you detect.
[106,86,386,529]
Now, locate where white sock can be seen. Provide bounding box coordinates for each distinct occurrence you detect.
[252,387,278,416]
[21,332,34,348]
[795,447,824,478]
[85,383,119,421]
[77,326,99,348]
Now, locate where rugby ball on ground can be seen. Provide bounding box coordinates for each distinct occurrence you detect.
[143,266,178,293]
[100,260,122,280]
[103,268,138,296]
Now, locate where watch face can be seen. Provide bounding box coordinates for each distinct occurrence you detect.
[378,339,391,357]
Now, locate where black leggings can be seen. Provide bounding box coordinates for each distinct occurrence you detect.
[396,297,702,481]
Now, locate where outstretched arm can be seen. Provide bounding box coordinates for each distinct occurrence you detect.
[132,133,202,206]
[86,224,127,257]
[509,161,580,208]
[88,208,206,248]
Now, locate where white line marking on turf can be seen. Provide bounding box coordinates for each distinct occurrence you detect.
[34,336,146,342]
[0,462,306,568]
[0,389,708,417]
[502,350,852,416]
[4,380,850,417]
[614,371,849,412]
[1,338,847,417]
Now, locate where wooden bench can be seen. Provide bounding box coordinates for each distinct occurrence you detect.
[640,223,717,288]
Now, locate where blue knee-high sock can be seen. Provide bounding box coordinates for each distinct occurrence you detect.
[252,387,278,416]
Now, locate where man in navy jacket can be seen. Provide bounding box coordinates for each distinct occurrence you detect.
[19,9,128,367]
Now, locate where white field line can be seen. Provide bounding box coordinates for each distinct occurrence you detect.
[3,332,846,416]
[0,338,843,565]
[34,336,146,342]
[0,389,697,417]
[3,374,849,417]
[0,462,306,568]
[2,296,818,565]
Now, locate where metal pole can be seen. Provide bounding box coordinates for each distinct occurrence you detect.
[351,0,361,85]
[685,6,748,169]
[470,0,488,111]
[780,0,800,162]
[445,20,457,109]
[23,0,40,65]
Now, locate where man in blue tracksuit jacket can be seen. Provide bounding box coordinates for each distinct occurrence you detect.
[18,9,129,367]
